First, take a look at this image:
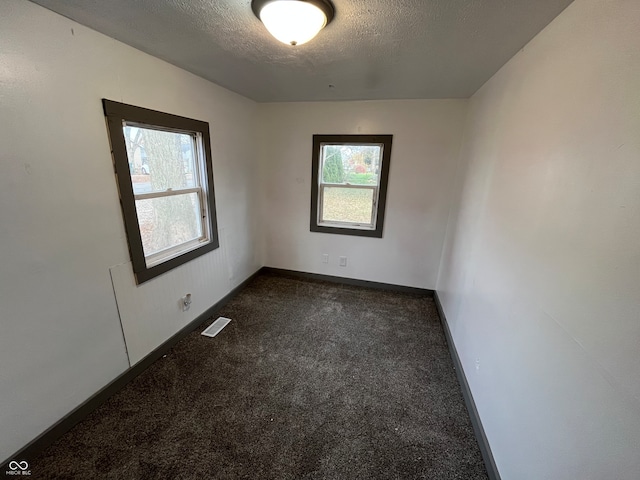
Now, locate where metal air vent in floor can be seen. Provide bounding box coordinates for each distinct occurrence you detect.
[201,317,231,338]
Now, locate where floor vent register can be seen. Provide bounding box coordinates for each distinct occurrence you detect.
[201,317,232,338]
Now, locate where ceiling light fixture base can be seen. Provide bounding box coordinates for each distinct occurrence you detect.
[251,0,335,25]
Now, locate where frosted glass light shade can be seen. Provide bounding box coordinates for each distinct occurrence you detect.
[259,1,328,46]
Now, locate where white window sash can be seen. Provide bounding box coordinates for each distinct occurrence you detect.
[134,186,202,201]
[133,187,210,265]
[318,184,378,229]
[145,235,209,267]
[319,183,378,189]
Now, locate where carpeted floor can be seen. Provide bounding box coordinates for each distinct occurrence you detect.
[32,272,488,479]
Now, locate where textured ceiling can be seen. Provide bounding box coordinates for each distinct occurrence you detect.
[30,0,574,102]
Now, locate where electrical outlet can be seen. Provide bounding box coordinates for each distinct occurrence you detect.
[322,254,329,264]
[182,293,192,311]
[339,256,347,267]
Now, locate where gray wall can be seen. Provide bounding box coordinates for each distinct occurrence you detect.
[258,100,467,289]
[437,0,640,478]
[0,0,261,462]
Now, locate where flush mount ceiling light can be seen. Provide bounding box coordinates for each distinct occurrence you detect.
[252,0,335,46]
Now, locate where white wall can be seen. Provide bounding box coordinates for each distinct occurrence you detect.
[259,100,467,289]
[437,0,640,478]
[0,0,260,462]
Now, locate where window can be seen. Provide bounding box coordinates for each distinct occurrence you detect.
[311,134,392,238]
[103,100,219,284]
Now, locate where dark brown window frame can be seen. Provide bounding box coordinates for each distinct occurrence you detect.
[103,99,219,284]
[310,134,393,238]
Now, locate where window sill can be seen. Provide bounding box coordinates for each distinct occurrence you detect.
[310,223,383,238]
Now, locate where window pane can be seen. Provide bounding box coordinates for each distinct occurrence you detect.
[321,144,382,185]
[135,192,204,257]
[322,187,374,225]
[123,125,198,195]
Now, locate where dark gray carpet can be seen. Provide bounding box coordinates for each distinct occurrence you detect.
[32,272,488,479]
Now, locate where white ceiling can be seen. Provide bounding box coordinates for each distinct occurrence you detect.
[30,0,574,102]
